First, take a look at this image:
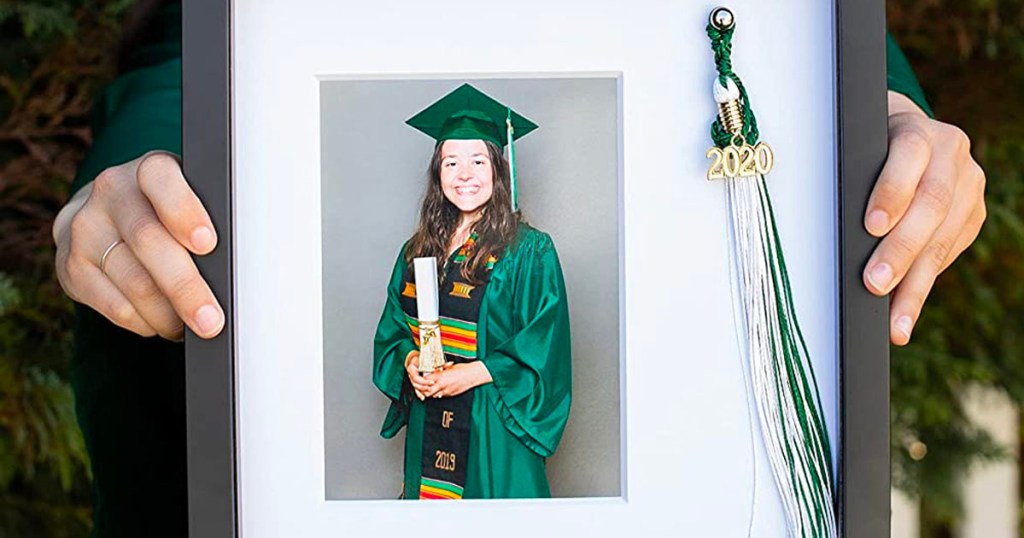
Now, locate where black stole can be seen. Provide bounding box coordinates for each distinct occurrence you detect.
[399,256,487,500]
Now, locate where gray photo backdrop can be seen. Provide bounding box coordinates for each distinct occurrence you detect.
[321,77,620,499]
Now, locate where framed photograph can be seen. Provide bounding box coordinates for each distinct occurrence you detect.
[183,0,889,536]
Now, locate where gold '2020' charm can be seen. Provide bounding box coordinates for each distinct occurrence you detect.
[706,141,774,180]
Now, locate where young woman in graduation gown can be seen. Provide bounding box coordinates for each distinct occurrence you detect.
[372,84,572,500]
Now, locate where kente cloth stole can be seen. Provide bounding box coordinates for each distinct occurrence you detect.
[399,243,490,500]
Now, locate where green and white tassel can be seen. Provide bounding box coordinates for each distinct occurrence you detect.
[507,108,518,212]
[705,7,836,537]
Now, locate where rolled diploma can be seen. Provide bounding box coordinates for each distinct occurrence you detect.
[413,257,444,373]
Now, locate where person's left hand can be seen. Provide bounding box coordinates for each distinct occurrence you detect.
[863,91,986,345]
[422,361,493,399]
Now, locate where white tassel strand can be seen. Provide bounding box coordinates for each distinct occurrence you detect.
[725,172,837,538]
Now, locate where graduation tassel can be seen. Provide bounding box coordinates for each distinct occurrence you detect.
[705,8,837,537]
[507,108,518,212]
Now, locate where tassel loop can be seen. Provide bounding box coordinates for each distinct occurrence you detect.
[707,9,760,148]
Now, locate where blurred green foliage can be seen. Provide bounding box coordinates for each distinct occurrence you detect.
[0,1,131,536]
[889,0,1024,532]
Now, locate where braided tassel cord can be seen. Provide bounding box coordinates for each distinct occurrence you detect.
[708,10,837,538]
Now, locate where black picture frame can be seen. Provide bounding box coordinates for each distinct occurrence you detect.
[182,1,890,536]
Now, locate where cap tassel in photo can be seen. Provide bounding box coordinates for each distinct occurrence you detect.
[507,108,518,212]
[705,7,837,537]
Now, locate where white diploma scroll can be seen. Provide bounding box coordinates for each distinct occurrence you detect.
[413,257,445,373]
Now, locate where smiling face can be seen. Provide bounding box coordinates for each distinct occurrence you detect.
[438,139,495,221]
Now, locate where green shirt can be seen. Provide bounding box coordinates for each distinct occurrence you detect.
[886,33,935,118]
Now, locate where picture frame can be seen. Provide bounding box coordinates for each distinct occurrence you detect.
[182,0,890,536]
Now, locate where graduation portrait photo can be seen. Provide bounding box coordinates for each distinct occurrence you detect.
[320,77,624,500]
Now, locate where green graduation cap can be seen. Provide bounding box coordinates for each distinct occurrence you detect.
[406,83,538,211]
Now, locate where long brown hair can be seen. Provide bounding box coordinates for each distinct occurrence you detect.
[405,140,521,283]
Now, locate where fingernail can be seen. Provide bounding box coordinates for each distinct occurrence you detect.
[895,315,914,340]
[194,304,224,337]
[191,226,216,252]
[866,210,889,236]
[867,263,893,292]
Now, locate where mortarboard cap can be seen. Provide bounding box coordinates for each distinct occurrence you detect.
[405,83,538,147]
[406,83,537,212]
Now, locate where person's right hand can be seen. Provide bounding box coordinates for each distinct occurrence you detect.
[404,350,434,400]
[53,151,224,341]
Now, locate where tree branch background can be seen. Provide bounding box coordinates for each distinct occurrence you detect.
[889,0,1024,534]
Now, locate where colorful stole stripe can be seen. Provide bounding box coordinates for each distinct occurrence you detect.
[398,237,493,500]
[419,477,464,500]
[405,316,479,358]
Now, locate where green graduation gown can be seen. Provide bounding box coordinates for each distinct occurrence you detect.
[372,224,572,499]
